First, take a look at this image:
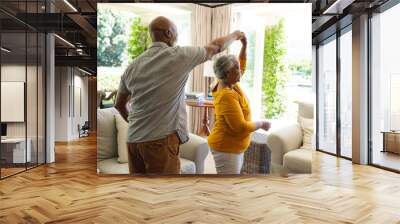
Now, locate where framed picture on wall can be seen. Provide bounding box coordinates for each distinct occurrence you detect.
[1,81,25,122]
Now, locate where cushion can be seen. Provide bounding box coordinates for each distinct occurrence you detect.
[283,148,312,173]
[97,108,119,160]
[296,101,314,121]
[97,158,196,174]
[98,158,129,174]
[179,158,196,174]
[180,133,209,174]
[299,117,314,150]
[115,114,129,163]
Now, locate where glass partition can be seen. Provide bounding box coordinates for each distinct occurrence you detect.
[317,36,337,155]
[339,28,352,158]
[370,3,400,171]
[0,1,46,179]
[1,31,28,178]
[27,31,38,169]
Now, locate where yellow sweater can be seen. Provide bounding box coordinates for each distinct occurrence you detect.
[207,59,255,153]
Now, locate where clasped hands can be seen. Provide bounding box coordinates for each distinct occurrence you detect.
[233,30,247,45]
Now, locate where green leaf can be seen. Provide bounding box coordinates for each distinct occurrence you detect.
[127,18,151,61]
[262,19,287,119]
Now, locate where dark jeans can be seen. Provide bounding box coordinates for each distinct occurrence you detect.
[127,133,181,175]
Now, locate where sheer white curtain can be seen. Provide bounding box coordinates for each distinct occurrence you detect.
[211,5,232,56]
[209,5,232,128]
[187,4,232,134]
[187,4,212,133]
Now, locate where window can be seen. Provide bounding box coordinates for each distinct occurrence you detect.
[340,28,352,158]
[0,1,46,179]
[230,4,312,127]
[317,36,337,154]
[97,3,192,99]
[370,3,400,171]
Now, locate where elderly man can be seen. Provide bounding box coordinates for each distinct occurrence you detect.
[115,16,244,175]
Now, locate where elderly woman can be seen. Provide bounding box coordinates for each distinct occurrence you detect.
[207,34,271,174]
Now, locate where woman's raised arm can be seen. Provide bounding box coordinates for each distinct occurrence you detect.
[239,34,247,75]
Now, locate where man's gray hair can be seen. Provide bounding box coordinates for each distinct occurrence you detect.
[213,54,237,80]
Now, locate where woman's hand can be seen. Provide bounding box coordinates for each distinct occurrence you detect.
[254,121,271,131]
[240,33,247,46]
[261,121,271,131]
[238,32,247,73]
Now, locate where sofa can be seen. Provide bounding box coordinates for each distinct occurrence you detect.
[97,107,209,174]
[266,101,314,174]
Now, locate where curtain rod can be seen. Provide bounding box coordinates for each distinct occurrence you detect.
[195,3,231,8]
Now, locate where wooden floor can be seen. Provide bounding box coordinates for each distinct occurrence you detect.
[0,167,26,178]
[372,151,400,171]
[1,135,400,223]
[1,163,45,178]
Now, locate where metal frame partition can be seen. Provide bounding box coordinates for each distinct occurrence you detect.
[315,18,353,161]
[315,0,400,173]
[367,0,400,173]
[0,0,48,180]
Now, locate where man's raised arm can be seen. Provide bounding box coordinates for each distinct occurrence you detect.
[204,30,243,60]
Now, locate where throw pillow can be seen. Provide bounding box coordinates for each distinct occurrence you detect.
[97,108,119,160]
[296,101,314,123]
[299,117,314,150]
[115,114,129,163]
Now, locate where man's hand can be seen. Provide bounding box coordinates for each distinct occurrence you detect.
[205,30,244,59]
[115,90,130,122]
[232,30,243,40]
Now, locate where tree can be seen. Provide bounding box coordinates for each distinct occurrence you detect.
[127,18,151,61]
[288,60,312,79]
[262,19,287,119]
[97,8,129,67]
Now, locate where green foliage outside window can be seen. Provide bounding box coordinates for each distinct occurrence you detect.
[127,18,151,62]
[97,8,129,67]
[262,19,287,119]
[97,74,121,92]
[288,61,312,79]
[98,13,152,91]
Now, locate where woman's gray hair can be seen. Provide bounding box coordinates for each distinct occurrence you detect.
[213,54,237,80]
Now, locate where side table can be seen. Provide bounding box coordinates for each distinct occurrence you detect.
[185,100,214,137]
[381,131,400,154]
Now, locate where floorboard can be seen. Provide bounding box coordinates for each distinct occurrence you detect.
[1,135,399,223]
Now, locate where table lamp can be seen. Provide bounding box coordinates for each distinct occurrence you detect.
[203,60,215,98]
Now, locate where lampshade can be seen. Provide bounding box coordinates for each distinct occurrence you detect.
[203,60,215,78]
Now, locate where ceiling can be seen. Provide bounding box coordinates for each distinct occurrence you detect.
[0,0,393,75]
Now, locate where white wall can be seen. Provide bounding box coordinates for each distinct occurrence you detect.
[1,65,26,139]
[1,65,43,137]
[71,72,89,138]
[55,66,69,141]
[1,63,46,164]
[55,67,89,141]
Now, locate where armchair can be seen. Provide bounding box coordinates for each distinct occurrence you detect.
[97,107,209,174]
[266,102,313,174]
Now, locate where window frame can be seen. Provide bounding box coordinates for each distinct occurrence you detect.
[315,24,353,160]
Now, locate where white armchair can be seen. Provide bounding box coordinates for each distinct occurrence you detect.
[266,102,313,174]
[180,134,209,174]
[97,107,209,174]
